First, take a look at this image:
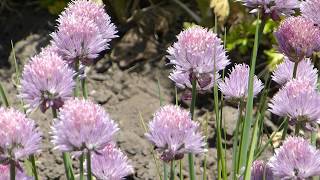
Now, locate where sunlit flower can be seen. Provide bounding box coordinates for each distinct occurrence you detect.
[269,79,320,130]
[167,26,229,91]
[91,144,134,180]
[218,64,263,102]
[268,136,320,179]
[51,14,107,65]
[20,50,75,113]
[51,98,119,153]
[60,0,117,44]
[0,164,33,180]
[274,16,320,62]
[145,105,206,162]
[0,108,41,162]
[301,0,320,25]
[272,57,318,86]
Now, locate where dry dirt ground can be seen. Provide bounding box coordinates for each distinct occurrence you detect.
[0,5,276,180]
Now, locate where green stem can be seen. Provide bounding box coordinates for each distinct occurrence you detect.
[81,78,88,99]
[170,161,175,180]
[179,160,183,180]
[29,155,39,180]
[295,123,300,136]
[10,159,15,180]
[80,153,84,180]
[292,62,299,79]
[188,78,197,180]
[233,101,244,179]
[281,118,289,141]
[0,83,9,107]
[86,151,92,180]
[74,60,80,97]
[164,164,169,180]
[238,11,264,171]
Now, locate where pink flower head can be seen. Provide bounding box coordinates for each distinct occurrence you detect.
[167,26,230,91]
[269,79,320,130]
[91,144,134,180]
[301,0,320,25]
[145,105,206,162]
[268,136,320,179]
[20,50,75,113]
[51,14,107,65]
[60,0,117,44]
[0,108,41,162]
[51,98,119,153]
[218,64,263,102]
[0,164,33,180]
[274,16,320,62]
[272,57,318,86]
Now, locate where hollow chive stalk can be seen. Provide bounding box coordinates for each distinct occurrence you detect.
[238,10,265,173]
[188,78,197,180]
[86,151,92,180]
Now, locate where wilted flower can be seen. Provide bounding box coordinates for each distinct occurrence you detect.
[268,136,320,179]
[145,105,206,162]
[51,14,107,65]
[272,57,318,86]
[0,164,33,180]
[269,79,320,130]
[91,144,134,180]
[274,16,320,62]
[60,0,117,43]
[167,26,229,91]
[51,98,119,153]
[301,0,320,25]
[218,64,263,102]
[0,108,41,162]
[20,50,75,113]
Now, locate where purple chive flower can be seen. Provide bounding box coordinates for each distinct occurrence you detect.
[268,136,320,179]
[301,0,320,25]
[240,160,274,180]
[274,16,320,62]
[272,57,318,86]
[51,14,107,65]
[167,26,230,91]
[60,0,117,43]
[218,64,263,102]
[145,105,206,162]
[0,164,33,180]
[269,79,320,130]
[0,108,41,162]
[240,0,298,17]
[91,144,134,180]
[51,98,119,153]
[20,50,75,113]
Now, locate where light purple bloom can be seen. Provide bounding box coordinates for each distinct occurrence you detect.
[0,108,41,162]
[91,144,134,180]
[145,105,206,162]
[218,64,263,102]
[274,16,320,62]
[51,98,119,153]
[60,0,117,43]
[20,50,75,113]
[269,79,320,130]
[167,26,230,91]
[0,164,33,180]
[51,14,107,65]
[268,136,320,179]
[272,57,318,86]
[301,0,320,25]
